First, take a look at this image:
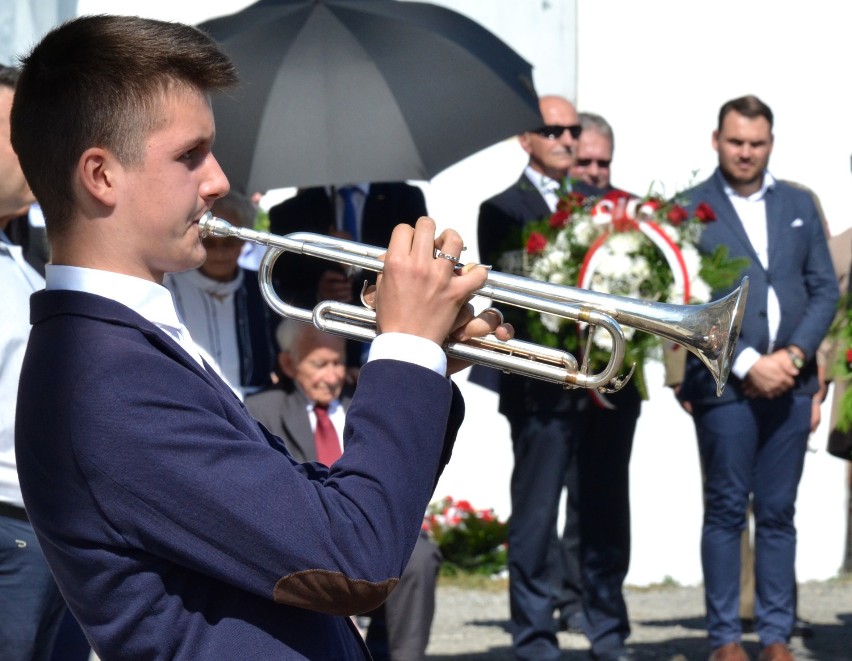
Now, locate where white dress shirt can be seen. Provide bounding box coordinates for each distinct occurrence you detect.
[524,166,562,213]
[0,233,45,507]
[725,172,781,379]
[44,266,447,377]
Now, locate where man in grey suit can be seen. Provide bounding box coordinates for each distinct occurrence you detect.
[246,320,442,661]
[677,95,838,661]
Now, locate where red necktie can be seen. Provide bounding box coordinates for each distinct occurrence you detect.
[314,404,342,466]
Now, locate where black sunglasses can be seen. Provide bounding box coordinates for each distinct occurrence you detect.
[531,124,582,140]
[576,158,612,168]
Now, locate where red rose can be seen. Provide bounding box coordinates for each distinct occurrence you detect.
[549,209,569,228]
[846,348,852,370]
[694,202,716,222]
[526,231,548,254]
[667,204,689,225]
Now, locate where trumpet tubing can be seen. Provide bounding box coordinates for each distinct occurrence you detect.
[199,214,747,395]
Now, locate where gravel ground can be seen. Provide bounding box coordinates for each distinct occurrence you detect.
[425,578,852,660]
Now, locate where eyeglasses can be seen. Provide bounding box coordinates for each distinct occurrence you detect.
[575,158,612,168]
[531,124,582,140]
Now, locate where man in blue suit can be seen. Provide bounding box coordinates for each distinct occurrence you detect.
[678,95,838,661]
[10,15,508,660]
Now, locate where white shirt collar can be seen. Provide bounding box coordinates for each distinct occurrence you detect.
[524,166,562,196]
[45,265,183,332]
[722,170,776,202]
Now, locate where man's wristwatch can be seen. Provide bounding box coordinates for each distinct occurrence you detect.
[787,346,805,370]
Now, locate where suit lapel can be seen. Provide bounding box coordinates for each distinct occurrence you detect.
[516,174,551,219]
[280,389,317,462]
[705,175,764,270]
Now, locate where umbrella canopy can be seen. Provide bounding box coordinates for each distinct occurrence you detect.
[198,0,540,193]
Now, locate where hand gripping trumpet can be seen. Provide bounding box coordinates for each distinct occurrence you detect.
[200,214,748,396]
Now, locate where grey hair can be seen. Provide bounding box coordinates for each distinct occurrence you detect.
[578,111,614,151]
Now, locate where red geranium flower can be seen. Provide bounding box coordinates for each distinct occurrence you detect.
[694,202,716,222]
[526,231,548,254]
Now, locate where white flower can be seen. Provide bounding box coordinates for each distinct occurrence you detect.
[540,312,564,333]
[689,277,712,304]
[572,217,599,245]
[608,231,642,254]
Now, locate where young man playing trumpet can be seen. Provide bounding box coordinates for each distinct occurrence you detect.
[11,14,509,659]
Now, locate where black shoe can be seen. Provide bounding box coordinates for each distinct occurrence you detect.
[792,617,814,639]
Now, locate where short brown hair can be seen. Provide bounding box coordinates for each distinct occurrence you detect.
[717,95,774,133]
[10,15,238,239]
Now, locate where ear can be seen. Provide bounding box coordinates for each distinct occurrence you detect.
[278,352,296,379]
[711,130,719,152]
[77,147,119,208]
[518,133,533,156]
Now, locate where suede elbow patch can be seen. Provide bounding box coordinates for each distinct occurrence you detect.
[273,569,399,616]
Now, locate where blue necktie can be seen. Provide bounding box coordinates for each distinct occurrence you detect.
[339,186,359,240]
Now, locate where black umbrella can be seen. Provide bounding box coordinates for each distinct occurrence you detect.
[198,0,540,193]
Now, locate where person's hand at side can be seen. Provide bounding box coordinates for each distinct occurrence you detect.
[375,217,489,346]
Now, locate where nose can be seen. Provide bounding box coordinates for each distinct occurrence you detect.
[202,153,230,202]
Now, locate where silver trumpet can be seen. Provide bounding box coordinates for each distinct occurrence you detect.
[199,213,748,396]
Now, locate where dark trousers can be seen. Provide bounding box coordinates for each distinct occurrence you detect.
[693,394,810,649]
[507,387,639,660]
[0,513,67,661]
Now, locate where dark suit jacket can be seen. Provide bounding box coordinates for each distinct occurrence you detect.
[268,183,428,309]
[679,168,839,405]
[474,173,608,417]
[245,381,354,463]
[16,289,463,660]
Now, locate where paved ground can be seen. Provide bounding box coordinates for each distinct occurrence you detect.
[425,578,852,660]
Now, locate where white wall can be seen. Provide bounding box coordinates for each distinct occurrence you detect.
[58,0,852,586]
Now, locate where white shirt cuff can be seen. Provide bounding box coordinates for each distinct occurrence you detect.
[732,347,761,380]
[367,333,447,376]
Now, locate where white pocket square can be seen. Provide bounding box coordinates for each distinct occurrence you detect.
[791,218,804,227]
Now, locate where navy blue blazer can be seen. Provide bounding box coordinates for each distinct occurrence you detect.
[679,169,839,404]
[16,289,463,660]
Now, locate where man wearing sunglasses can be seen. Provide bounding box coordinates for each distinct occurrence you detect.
[570,112,616,192]
[475,96,636,661]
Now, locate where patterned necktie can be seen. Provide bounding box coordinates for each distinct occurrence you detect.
[338,186,359,240]
[313,404,342,466]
